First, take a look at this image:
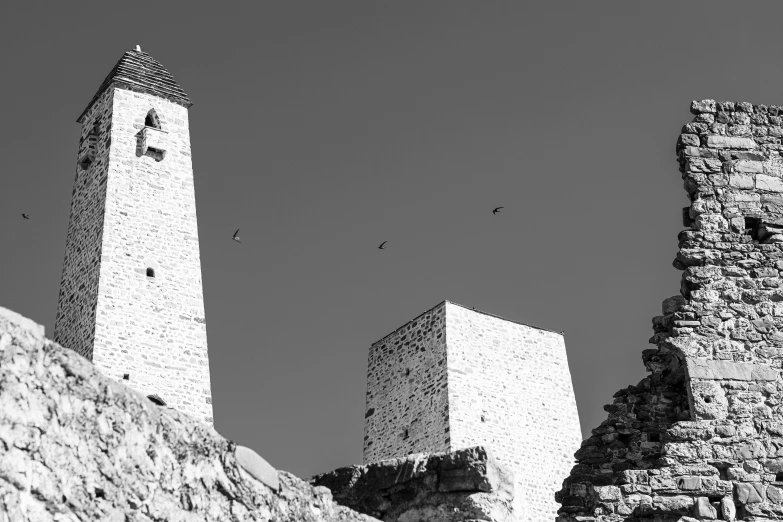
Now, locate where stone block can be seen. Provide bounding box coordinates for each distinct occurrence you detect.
[692,496,717,519]
[735,482,763,504]
[686,359,778,382]
[235,445,279,492]
[692,100,717,114]
[706,136,757,149]
[757,174,783,192]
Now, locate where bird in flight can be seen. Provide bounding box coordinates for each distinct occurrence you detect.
[378,241,387,250]
[21,213,30,219]
[492,207,504,215]
[231,229,241,243]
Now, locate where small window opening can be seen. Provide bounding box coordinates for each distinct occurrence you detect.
[745,217,761,240]
[618,433,632,444]
[122,374,129,380]
[144,109,161,129]
[719,467,729,480]
[405,368,410,376]
[146,268,155,278]
[776,472,783,482]
[704,396,713,404]
[648,432,660,443]
[403,429,409,440]
[480,415,486,422]
[94,487,105,499]
[147,394,166,406]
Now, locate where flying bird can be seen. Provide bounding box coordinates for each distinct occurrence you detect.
[378,241,387,250]
[492,207,504,215]
[21,214,29,219]
[231,229,241,243]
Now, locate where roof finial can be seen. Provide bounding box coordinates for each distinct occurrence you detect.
[135,45,141,52]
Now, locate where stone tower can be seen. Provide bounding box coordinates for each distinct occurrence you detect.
[556,100,783,522]
[363,300,582,520]
[54,47,213,425]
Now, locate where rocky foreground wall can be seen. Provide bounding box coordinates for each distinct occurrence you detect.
[556,100,783,522]
[0,305,376,521]
[311,446,515,522]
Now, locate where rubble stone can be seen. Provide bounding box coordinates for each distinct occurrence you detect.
[557,100,783,521]
[0,305,377,522]
[311,446,514,522]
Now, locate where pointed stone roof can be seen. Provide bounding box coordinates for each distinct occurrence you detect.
[77,48,193,122]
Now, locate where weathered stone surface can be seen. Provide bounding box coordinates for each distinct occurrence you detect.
[557,100,783,522]
[0,306,377,522]
[686,358,778,381]
[311,447,514,522]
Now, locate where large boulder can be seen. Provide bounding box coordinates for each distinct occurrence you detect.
[0,305,377,521]
[311,446,515,522]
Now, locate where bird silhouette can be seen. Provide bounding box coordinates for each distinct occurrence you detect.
[378,241,387,250]
[21,214,29,219]
[231,229,241,243]
[492,207,504,215]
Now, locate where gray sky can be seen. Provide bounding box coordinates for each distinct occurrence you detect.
[1,1,782,479]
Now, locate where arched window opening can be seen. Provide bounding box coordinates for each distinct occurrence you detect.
[148,394,166,406]
[144,109,161,129]
[146,268,155,278]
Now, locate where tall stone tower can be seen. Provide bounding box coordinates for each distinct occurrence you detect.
[363,300,582,520]
[54,47,213,425]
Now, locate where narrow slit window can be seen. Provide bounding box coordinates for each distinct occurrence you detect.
[146,268,155,278]
[122,373,129,380]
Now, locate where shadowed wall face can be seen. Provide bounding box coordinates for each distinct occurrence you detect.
[364,301,582,520]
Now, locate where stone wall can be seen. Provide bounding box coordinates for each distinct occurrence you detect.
[364,301,451,463]
[53,88,113,360]
[312,446,515,522]
[0,305,377,522]
[55,49,213,425]
[556,100,783,521]
[364,300,582,520]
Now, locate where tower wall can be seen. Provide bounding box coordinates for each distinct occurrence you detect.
[445,302,581,520]
[55,50,212,425]
[363,300,582,520]
[54,89,114,359]
[363,302,451,462]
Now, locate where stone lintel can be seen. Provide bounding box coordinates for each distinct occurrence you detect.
[686,358,779,381]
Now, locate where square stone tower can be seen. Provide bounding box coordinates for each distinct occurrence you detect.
[54,47,213,425]
[363,300,582,520]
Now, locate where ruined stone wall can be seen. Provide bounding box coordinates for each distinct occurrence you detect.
[0,305,377,522]
[55,84,213,425]
[312,446,515,522]
[364,300,582,521]
[445,302,582,521]
[556,100,783,521]
[364,301,451,463]
[53,89,114,359]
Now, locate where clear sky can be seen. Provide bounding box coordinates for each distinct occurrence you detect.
[2,1,782,480]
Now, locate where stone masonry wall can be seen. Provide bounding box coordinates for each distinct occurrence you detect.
[364,300,582,521]
[53,89,114,359]
[0,305,377,522]
[364,301,451,463]
[556,100,783,522]
[445,301,582,521]
[312,446,515,522]
[56,84,213,425]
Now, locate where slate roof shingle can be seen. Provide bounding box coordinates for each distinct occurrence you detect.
[77,49,192,123]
